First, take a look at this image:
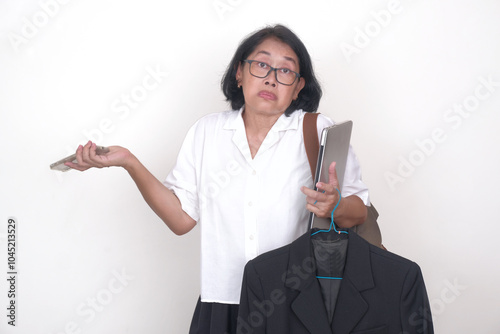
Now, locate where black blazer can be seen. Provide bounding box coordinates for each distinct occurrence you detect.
[237,230,433,334]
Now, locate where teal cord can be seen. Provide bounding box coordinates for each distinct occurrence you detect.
[316,276,342,280]
[313,190,325,205]
[311,188,346,236]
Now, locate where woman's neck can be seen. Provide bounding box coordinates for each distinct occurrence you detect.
[242,108,284,159]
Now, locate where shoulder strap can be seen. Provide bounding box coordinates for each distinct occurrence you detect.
[303,112,320,178]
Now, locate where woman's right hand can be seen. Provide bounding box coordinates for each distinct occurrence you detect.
[66,141,196,234]
[65,141,132,171]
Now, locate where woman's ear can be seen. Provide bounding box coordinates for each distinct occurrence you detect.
[293,77,306,100]
[235,63,243,88]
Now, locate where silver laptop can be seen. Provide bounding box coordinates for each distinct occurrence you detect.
[309,120,353,229]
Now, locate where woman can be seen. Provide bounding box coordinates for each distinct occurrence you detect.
[67,24,369,334]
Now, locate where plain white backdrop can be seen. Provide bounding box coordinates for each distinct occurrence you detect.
[1,0,499,333]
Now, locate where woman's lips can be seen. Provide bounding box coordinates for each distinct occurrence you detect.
[258,90,277,100]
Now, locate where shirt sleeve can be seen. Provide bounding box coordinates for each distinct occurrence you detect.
[163,121,201,223]
[316,114,370,205]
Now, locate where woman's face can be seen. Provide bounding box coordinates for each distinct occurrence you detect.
[236,37,305,118]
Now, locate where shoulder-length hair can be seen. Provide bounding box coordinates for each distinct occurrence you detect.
[221,24,322,116]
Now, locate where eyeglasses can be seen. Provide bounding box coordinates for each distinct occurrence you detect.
[242,60,300,86]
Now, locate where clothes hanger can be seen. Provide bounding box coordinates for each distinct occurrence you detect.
[311,188,347,280]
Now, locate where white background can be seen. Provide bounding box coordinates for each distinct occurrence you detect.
[1,0,499,333]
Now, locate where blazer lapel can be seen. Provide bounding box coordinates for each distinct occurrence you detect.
[331,231,375,333]
[285,232,333,334]
[330,277,368,333]
[291,279,332,334]
[284,230,376,333]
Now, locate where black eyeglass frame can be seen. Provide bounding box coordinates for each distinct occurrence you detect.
[242,59,301,86]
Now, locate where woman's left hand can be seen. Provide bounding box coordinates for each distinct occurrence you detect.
[301,161,340,219]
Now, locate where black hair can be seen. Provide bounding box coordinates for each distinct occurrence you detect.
[221,24,322,116]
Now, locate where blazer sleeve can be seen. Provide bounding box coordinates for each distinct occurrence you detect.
[400,263,434,334]
[237,261,267,334]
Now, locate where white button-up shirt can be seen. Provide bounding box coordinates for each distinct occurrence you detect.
[164,108,369,304]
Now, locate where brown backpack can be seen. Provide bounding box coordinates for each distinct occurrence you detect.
[303,113,384,249]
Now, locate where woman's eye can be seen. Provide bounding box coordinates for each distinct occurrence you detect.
[280,68,291,74]
[257,62,269,69]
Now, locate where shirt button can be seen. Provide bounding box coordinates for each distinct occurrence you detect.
[252,170,257,176]
[248,201,253,206]
[249,235,254,240]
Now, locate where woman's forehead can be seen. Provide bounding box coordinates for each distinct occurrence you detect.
[249,37,299,64]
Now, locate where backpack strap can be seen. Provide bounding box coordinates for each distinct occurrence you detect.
[303,112,320,179]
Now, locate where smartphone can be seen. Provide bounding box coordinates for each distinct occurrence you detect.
[50,146,110,172]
